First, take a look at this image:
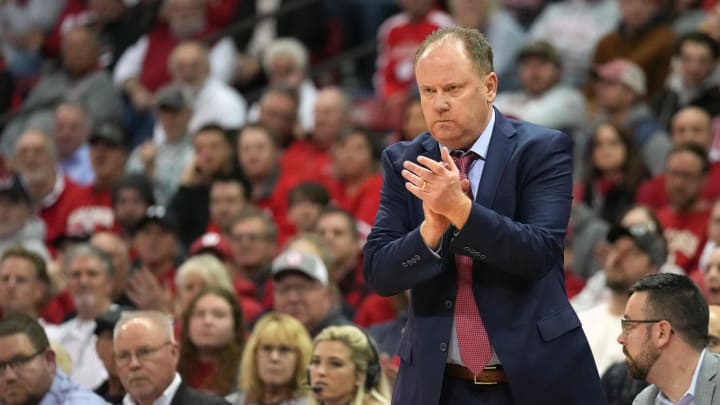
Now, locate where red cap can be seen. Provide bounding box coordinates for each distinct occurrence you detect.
[189,232,233,262]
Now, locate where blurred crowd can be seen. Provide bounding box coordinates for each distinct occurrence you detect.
[2,0,720,403]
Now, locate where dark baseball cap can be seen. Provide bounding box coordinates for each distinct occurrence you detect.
[94,306,127,336]
[0,173,30,203]
[134,205,178,234]
[607,224,667,266]
[89,123,127,148]
[517,41,561,67]
[155,85,193,112]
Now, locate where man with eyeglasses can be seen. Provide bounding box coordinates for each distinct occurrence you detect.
[579,223,666,376]
[113,310,230,405]
[0,314,105,404]
[618,273,720,405]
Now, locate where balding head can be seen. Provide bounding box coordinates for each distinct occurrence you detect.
[61,26,100,75]
[14,130,57,193]
[313,86,350,148]
[169,41,210,88]
[671,106,713,150]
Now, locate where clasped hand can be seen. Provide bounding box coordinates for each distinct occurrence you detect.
[401,147,473,248]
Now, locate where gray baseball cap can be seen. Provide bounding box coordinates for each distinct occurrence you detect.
[271,250,328,285]
[607,224,667,266]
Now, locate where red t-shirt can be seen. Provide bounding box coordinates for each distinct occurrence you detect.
[635,161,720,210]
[657,205,711,274]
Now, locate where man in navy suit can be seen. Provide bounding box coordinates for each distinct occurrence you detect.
[363,26,607,404]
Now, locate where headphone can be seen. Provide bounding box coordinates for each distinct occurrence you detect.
[306,328,382,392]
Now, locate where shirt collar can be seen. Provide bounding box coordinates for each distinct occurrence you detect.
[656,349,706,405]
[440,108,495,160]
[123,372,182,405]
[40,173,65,209]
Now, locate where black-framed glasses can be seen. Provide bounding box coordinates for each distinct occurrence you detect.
[0,348,46,377]
[620,319,663,335]
[114,342,172,367]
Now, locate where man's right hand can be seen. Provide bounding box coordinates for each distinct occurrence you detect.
[420,203,448,249]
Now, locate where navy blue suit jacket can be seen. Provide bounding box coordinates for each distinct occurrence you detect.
[364,111,606,405]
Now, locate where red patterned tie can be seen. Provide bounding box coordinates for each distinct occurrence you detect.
[451,151,492,376]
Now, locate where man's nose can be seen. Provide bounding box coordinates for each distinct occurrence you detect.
[433,93,450,112]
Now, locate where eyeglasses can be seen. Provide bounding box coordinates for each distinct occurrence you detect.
[257,344,296,357]
[0,348,45,377]
[274,282,321,296]
[114,342,172,367]
[620,319,663,335]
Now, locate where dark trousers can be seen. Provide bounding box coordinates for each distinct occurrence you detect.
[439,376,514,405]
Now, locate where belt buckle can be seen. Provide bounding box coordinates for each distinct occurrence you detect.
[473,365,498,385]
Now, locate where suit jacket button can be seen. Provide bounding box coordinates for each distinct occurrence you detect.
[402,262,408,268]
[414,254,420,260]
[479,254,487,260]
[440,342,447,352]
[444,300,453,309]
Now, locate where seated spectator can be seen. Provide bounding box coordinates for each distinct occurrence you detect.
[90,231,133,309]
[110,174,156,241]
[585,59,672,175]
[52,102,94,186]
[332,126,384,231]
[449,0,525,90]
[1,26,123,157]
[207,176,251,236]
[636,106,720,209]
[577,122,650,224]
[271,250,351,337]
[232,313,312,405]
[0,247,52,321]
[44,244,117,389]
[652,32,720,129]
[704,246,720,304]
[592,0,675,100]
[308,325,391,405]
[618,274,714,405]
[11,129,87,252]
[178,287,245,396]
[113,310,231,404]
[388,94,426,143]
[255,85,301,149]
[285,182,331,245]
[699,198,720,276]
[0,173,49,260]
[92,307,126,404]
[657,144,712,273]
[168,124,237,247]
[578,223,665,375]
[126,205,181,313]
[527,0,620,86]
[66,123,129,237]
[236,123,281,210]
[494,41,587,131]
[126,85,194,205]
[158,41,247,143]
[0,314,106,404]
[228,210,278,308]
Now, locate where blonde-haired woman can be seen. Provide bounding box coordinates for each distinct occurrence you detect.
[232,313,313,405]
[308,325,390,405]
[175,254,233,313]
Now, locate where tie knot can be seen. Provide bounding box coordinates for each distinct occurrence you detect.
[451,150,479,177]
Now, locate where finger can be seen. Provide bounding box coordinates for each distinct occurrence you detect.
[404,181,427,200]
[417,155,449,175]
[403,160,433,178]
[440,147,458,173]
[401,169,425,189]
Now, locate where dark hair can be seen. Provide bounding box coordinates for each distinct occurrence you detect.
[231,208,278,243]
[319,206,359,240]
[194,123,233,144]
[631,273,708,350]
[178,286,245,395]
[210,174,252,200]
[0,246,50,285]
[583,122,650,189]
[675,31,720,60]
[338,126,383,167]
[0,314,50,352]
[237,123,281,149]
[666,143,711,174]
[112,174,156,207]
[415,26,494,75]
[288,182,330,207]
[261,84,300,109]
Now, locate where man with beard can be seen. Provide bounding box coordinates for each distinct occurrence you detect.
[0,314,105,405]
[619,273,720,405]
[579,223,666,375]
[44,244,117,390]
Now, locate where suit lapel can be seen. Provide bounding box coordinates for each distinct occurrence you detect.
[475,110,516,208]
[696,352,720,405]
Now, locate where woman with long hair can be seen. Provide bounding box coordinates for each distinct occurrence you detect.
[233,312,313,405]
[178,286,245,396]
[307,325,390,405]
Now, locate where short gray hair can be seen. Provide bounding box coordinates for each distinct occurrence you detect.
[262,37,309,73]
[414,26,494,76]
[114,310,175,343]
[63,243,114,277]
